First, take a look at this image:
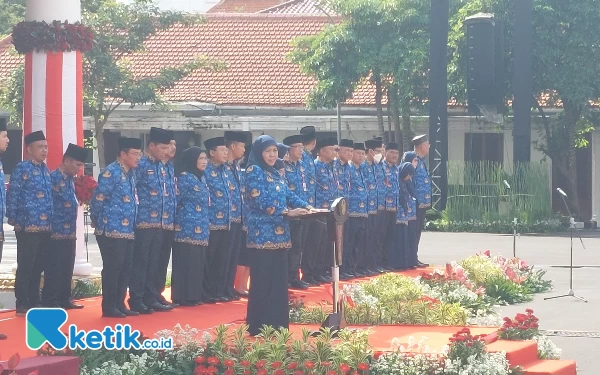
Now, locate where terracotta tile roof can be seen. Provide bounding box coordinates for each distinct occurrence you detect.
[260,0,336,15]
[0,36,22,82]
[207,0,288,13]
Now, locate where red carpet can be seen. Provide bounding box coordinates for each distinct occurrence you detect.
[0,267,576,374]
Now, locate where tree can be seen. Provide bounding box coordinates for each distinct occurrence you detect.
[0,0,25,36]
[1,0,222,168]
[449,0,600,219]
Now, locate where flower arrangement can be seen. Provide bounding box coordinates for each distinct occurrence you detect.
[498,310,562,360]
[12,20,95,54]
[75,175,98,206]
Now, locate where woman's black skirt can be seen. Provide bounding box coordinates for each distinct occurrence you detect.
[246,249,289,336]
[389,223,409,270]
[171,242,206,304]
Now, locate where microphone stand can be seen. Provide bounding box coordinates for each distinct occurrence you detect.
[544,192,587,302]
[504,182,518,257]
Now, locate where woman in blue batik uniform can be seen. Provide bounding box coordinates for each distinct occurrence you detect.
[171,147,210,306]
[391,162,416,270]
[245,135,312,336]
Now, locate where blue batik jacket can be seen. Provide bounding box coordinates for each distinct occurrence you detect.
[374,162,387,211]
[0,160,5,241]
[226,160,243,224]
[174,172,210,246]
[314,159,339,209]
[134,154,174,230]
[90,161,138,239]
[414,156,432,209]
[360,161,378,215]
[50,169,78,240]
[6,160,53,232]
[285,159,314,206]
[382,160,399,212]
[348,162,368,218]
[204,161,231,230]
[334,159,351,199]
[163,160,177,230]
[301,150,317,206]
[245,165,308,250]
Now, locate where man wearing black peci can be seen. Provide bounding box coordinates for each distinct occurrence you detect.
[42,144,88,310]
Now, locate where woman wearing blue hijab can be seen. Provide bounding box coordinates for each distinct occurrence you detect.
[389,162,417,270]
[244,135,312,336]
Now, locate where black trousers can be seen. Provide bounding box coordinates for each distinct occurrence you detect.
[205,229,230,298]
[288,220,308,281]
[390,224,408,269]
[247,249,289,336]
[346,217,367,272]
[15,232,50,309]
[129,228,164,307]
[156,229,174,298]
[0,240,4,264]
[42,239,76,306]
[171,242,206,303]
[379,211,397,268]
[301,218,328,278]
[408,220,419,267]
[416,207,427,248]
[224,222,243,296]
[97,235,134,312]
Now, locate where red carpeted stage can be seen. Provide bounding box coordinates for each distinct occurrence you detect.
[0,268,576,375]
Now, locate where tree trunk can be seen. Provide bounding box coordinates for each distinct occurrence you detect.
[562,100,582,219]
[401,97,413,153]
[95,118,107,169]
[386,92,394,142]
[373,71,387,144]
[389,86,402,153]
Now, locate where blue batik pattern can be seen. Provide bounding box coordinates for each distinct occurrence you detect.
[204,161,231,230]
[6,160,53,232]
[245,165,308,250]
[375,162,386,211]
[301,150,317,206]
[50,169,78,240]
[0,160,5,241]
[333,159,351,199]
[90,161,138,239]
[226,161,242,224]
[134,154,174,230]
[174,172,210,246]
[383,161,399,212]
[414,156,432,209]
[348,162,368,217]
[360,161,378,215]
[163,160,177,231]
[314,159,338,209]
[285,159,314,206]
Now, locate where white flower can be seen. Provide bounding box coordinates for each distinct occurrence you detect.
[535,335,562,359]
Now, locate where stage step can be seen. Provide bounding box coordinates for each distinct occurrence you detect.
[487,339,576,375]
[522,359,577,375]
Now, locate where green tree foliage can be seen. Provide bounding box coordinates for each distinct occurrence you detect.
[0,0,222,168]
[0,0,25,36]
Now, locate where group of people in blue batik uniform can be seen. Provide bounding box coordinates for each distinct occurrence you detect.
[0,121,433,338]
[0,122,90,340]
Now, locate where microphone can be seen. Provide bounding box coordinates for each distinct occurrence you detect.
[503,180,510,189]
[557,188,568,197]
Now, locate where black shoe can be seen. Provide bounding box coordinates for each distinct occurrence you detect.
[0,333,7,340]
[63,302,84,310]
[148,302,173,311]
[215,296,230,303]
[416,260,429,267]
[376,267,386,273]
[340,273,351,281]
[130,303,153,314]
[203,297,217,304]
[289,279,309,290]
[118,307,140,316]
[157,298,172,306]
[16,307,28,317]
[103,308,126,318]
[302,276,319,286]
[236,291,249,298]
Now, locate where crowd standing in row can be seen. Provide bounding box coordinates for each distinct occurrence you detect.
[0,123,432,337]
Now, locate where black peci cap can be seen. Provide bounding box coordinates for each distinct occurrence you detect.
[300,126,316,142]
[386,143,399,151]
[315,137,338,151]
[64,143,89,163]
[0,118,7,132]
[365,139,383,151]
[118,137,142,150]
[283,135,304,146]
[24,131,46,145]
[339,139,354,148]
[148,127,172,144]
[224,131,248,144]
[353,143,365,151]
[204,137,226,151]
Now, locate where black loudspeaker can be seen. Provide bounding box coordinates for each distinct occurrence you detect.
[465,14,503,116]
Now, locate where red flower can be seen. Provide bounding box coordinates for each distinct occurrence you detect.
[241,361,251,368]
[339,364,351,373]
[274,370,285,375]
[206,366,218,374]
[271,361,283,369]
[374,351,384,360]
[243,371,251,375]
[195,357,206,364]
[207,357,219,366]
[224,359,235,368]
[321,361,332,368]
[327,371,338,375]
[294,371,304,375]
[257,370,268,375]
[256,360,267,368]
[304,361,315,369]
[287,362,299,370]
[224,370,234,375]
[358,363,369,371]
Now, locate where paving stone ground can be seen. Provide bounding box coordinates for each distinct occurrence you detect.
[0,225,597,372]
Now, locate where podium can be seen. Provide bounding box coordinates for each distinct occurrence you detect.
[300,197,350,335]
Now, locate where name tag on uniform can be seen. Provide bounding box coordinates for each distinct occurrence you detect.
[302,182,307,191]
